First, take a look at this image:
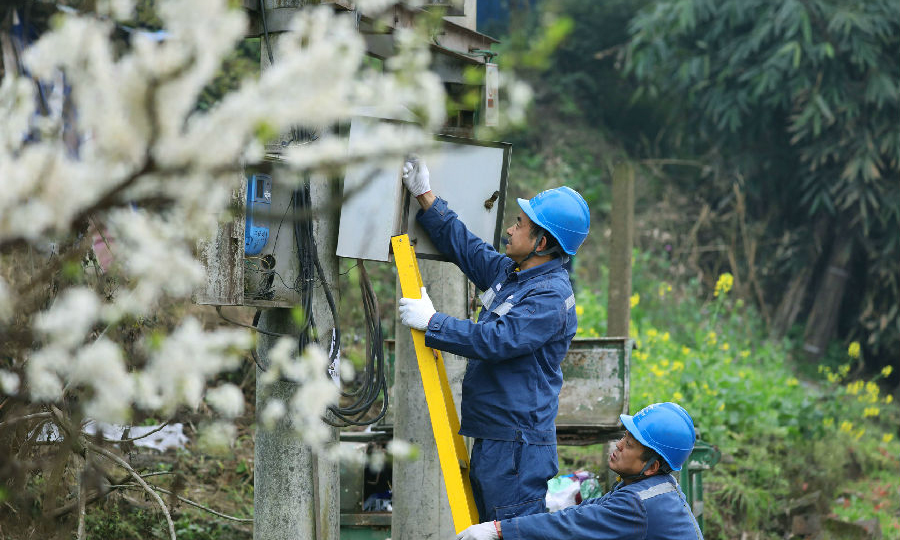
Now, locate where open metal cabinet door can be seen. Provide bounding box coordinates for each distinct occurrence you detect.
[337,116,510,262]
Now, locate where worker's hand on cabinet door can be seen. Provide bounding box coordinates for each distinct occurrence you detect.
[401,157,431,197]
[398,286,436,331]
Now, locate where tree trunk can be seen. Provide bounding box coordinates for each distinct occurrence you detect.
[770,267,812,340]
[802,233,854,363]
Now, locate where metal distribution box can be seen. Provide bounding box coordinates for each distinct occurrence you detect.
[555,337,632,436]
[336,117,510,262]
[375,337,632,443]
[196,162,312,308]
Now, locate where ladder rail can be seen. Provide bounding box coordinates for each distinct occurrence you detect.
[391,234,478,533]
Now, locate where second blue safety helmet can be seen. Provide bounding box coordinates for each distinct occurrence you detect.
[620,402,696,472]
[517,186,590,255]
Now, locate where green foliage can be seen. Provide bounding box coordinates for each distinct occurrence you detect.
[85,502,167,539]
[623,0,900,360]
[831,467,900,537]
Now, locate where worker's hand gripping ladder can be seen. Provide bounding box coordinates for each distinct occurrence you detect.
[391,234,478,533]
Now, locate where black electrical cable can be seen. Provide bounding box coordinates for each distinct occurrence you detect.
[322,259,388,427]
[220,176,387,427]
[291,179,387,427]
[215,305,291,338]
[259,0,274,65]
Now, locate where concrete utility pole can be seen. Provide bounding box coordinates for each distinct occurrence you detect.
[608,161,635,337]
[254,1,340,538]
[392,258,469,540]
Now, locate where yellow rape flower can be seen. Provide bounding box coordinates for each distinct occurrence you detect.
[575,305,584,316]
[848,341,860,359]
[673,392,683,401]
[717,402,725,411]
[840,421,853,433]
[630,293,640,308]
[681,346,691,356]
[882,365,893,377]
[786,377,799,387]
[706,332,717,346]
[714,273,733,297]
[661,359,670,368]
[823,417,834,428]
[740,350,750,359]
[855,428,865,440]
[720,343,730,351]
[672,361,684,371]
[838,364,850,376]
[886,395,894,404]
[662,332,670,342]
[883,433,894,443]
[863,407,880,418]
[866,382,879,396]
[647,328,658,339]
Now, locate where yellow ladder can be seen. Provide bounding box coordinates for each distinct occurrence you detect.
[391,234,478,533]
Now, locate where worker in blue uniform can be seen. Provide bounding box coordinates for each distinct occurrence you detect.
[397,158,591,521]
[455,402,703,540]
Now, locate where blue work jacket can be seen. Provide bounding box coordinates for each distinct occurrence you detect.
[501,475,703,540]
[417,198,577,444]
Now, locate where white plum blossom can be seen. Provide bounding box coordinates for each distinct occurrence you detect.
[104,209,208,315]
[260,399,287,430]
[33,288,101,350]
[387,438,418,460]
[368,449,387,473]
[289,374,339,447]
[71,339,134,423]
[26,346,69,402]
[134,318,251,414]
[197,421,237,455]
[257,341,340,447]
[0,370,20,395]
[339,356,356,383]
[205,383,246,418]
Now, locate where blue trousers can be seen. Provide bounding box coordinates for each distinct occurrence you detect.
[469,438,558,521]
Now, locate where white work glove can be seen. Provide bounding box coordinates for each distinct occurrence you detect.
[401,157,431,197]
[455,521,499,540]
[398,286,436,331]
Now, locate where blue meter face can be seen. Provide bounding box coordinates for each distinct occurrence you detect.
[245,174,272,255]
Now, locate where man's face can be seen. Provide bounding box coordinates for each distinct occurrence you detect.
[505,211,537,263]
[608,432,651,478]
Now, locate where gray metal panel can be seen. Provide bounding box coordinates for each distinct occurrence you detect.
[555,337,632,430]
[336,118,510,262]
[336,118,407,262]
[405,136,509,261]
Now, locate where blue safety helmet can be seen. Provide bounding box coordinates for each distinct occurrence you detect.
[517,186,590,255]
[620,402,696,472]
